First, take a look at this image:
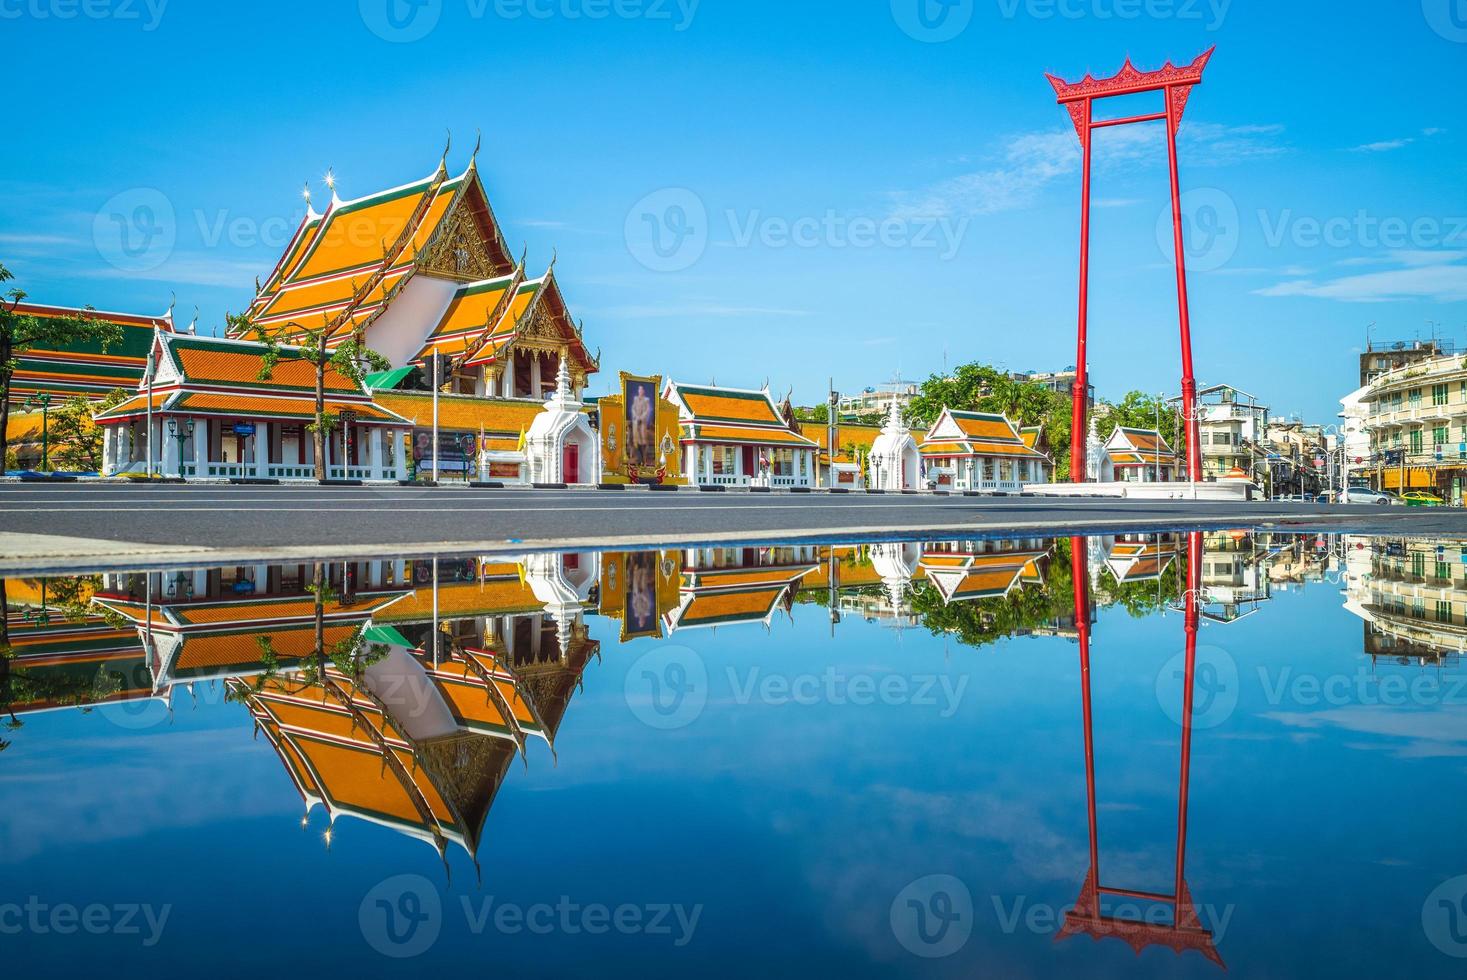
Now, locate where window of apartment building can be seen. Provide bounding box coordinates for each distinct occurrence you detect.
[1413,553,1426,578]
[1413,598,1425,620]
[1436,560,1453,582]
[1411,430,1424,453]
[1437,600,1453,624]
[1434,383,1450,405]
[1435,425,1450,446]
[1410,388,1423,407]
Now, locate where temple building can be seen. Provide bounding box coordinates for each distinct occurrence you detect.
[93,332,412,480]
[867,400,922,491]
[664,382,820,488]
[918,408,1052,492]
[222,150,601,483]
[1091,426,1182,483]
[4,301,173,406]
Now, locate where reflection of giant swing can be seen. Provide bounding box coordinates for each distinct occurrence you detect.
[1058,532,1224,968]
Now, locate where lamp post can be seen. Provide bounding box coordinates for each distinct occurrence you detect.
[166,417,194,478]
[23,393,51,471]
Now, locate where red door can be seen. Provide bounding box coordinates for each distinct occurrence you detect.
[742,446,755,476]
[563,443,579,484]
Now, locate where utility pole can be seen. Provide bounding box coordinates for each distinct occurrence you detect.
[144,337,155,479]
[827,379,838,491]
[432,351,441,483]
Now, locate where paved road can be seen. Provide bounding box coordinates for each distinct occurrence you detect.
[0,482,1462,573]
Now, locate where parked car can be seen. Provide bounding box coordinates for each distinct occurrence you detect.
[1402,491,1446,507]
[1336,487,1398,505]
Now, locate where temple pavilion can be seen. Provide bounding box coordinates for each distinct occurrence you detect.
[918,408,1053,492]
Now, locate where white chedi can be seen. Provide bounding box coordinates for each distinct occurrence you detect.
[870,399,921,491]
[525,359,601,485]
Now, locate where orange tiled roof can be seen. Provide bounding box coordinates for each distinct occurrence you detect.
[91,390,172,422]
[371,391,545,433]
[675,385,786,426]
[168,392,407,424]
[685,423,818,448]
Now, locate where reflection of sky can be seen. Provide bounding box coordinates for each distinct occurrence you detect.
[6,570,1467,976]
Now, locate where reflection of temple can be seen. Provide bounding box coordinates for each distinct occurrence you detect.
[1088,533,1181,587]
[662,546,822,633]
[1343,536,1467,664]
[1,577,149,716]
[918,539,1050,604]
[1058,532,1224,968]
[10,555,602,862]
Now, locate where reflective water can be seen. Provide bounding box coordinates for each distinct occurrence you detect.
[5,532,1467,976]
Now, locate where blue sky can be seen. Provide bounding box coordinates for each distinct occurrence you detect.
[2,0,1465,421]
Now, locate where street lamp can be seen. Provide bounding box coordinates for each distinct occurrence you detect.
[23,392,51,471]
[166,417,195,477]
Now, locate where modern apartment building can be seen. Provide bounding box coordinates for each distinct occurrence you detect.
[1358,349,1467,501]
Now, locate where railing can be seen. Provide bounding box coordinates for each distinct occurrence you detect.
[708,474,748,486]
[269,464,315,479]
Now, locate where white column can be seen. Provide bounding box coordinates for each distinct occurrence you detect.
[162,424,181,478]
[193,418,206,477]
[255,424,270,479]
[530,354,542,400]
[370,428,384,481]
[101,426,116,476]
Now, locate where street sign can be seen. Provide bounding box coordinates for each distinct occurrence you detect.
[232,422,257,437]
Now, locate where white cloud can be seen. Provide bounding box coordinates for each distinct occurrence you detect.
[1254,251,1467,303]
[889,123,1285,221]
[1351,139,1413,153]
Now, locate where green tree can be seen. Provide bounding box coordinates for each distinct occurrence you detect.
[0,263,123,469]
[908,363,1074,479]
[227,314,390,482]
[48,388,131,472]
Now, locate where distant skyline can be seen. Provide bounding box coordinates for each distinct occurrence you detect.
[3,1,1465,422]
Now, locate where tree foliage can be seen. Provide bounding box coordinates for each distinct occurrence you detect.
[47,388,131,472]
[908,363,1074,479]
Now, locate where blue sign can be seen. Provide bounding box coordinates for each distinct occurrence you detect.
[232,423,257,437]
[231,580,256,594]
